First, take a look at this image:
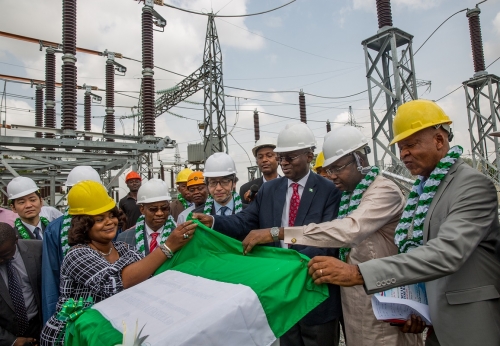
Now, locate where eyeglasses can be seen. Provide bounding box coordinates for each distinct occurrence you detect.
[325,160,355,175]
[208,178,233,188]
[277,152,308,163]
[146,205,170,213]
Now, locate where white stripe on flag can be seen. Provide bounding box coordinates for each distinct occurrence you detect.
[93,270,276,346]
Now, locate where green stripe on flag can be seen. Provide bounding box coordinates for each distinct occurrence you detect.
[65,309,122,346]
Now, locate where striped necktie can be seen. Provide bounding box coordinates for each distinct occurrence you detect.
[7,260,29,335]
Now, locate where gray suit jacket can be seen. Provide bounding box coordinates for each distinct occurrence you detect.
[359,159,500,346]
[0,240,43,344]
[117,227,150,255]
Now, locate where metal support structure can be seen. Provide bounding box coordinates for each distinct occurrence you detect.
[362,27,418,166]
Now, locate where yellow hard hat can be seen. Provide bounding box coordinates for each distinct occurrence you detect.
[313,152,325,172]
[68,180,116,216]
[186,171,205,187]
[390,99,452,145]
[176,168,194,184]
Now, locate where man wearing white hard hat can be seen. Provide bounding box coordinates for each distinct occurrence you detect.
[239,137,280,203]
[117,179,178,257]
[8,176,46,240]
[192,153,247,216]
[41,166,102,323]
[242,126,422,346]
[194,122,343,346]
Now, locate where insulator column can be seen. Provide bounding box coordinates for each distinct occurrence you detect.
[326,120,331,133]
[160,165,165,180]
[299,90,307,124]
[142,4,155,139]
[105,59,115,138]
[253,109,260,141]
[466,7,486,74]
[83,90,92,146]
[35,85,44,142]
[44,48,56,140]
[61,0,77,135]
[376,0,393,28]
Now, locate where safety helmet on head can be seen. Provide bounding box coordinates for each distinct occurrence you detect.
[323,126,369,167]
[125,171,142,182]
[203,152,237,178]
[313,152,325,172]
[176,168,194,184]
[68,180,116,216]
[274,122,316,153]
[252,137,277,157]
[66,166,101,187]
[137,179,171,204]
[390,99,452,145]
[186,171,205,187]
[7,176,39,201]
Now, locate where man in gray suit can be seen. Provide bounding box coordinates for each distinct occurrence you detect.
[0,222,42,346]
[306,100,500,346]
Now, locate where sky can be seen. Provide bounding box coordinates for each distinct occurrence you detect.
[0,0,499,195]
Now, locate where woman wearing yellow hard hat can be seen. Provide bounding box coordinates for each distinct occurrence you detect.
[40,180,196,345]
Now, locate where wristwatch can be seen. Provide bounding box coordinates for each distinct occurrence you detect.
[270,227,280,242]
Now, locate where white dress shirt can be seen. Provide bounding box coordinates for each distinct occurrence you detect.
[177,205,195,224]
[22,220,44,239]
[279,171,310,248]
[214,198,234,215]
[144,222,169,250]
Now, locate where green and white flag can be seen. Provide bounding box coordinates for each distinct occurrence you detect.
[65,220,328,346]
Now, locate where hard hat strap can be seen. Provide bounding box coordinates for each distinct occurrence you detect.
[353,152,371,175]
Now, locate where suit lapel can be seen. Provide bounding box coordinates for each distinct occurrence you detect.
[273,178,288,226]
[423,159,462,242]
[143,229,150,255]
[18,241,41,313]
[294,173,317,226]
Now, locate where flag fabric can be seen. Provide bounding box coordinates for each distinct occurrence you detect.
[66,220,329,346]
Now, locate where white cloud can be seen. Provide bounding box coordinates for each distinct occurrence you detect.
[494,12,500,35]
[265,16,283,28]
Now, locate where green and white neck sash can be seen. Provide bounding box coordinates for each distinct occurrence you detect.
[395,145,462,254]
[204,191,243,215]
[337,166,379,262]
[14,216,49,240]
[134,214,176,255]
[60,208,73,256]
[177,194,190,209]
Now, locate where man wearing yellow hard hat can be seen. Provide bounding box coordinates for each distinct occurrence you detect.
[170,168,194,222]
[301,99,500,346]
[313,151,330,180]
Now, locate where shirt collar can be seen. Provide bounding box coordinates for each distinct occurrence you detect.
[22,220,42,232]
[144,221,164,236]
[287,171,310,189]
[214,198,234,213]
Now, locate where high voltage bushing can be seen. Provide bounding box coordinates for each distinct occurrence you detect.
[142,5,156,138]
[35,84,44,142]
[84,91,91,134]
[253,109,260,141]
[105,59,115,138]
[61,0,77,134]
[299,90,307,124]
[326,120,331,133]
[44,48,56,140]
[466,7,486,74]
[376,0,393,29]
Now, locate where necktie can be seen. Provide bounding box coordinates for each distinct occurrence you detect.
[33,227,42,240]
[149,232,159,253]
[219,206,229,215]
[288,183,300,227]
[7,260,28,336]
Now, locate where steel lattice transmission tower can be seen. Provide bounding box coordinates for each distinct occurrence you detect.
[362,0,418,167]
[463,4,500,184]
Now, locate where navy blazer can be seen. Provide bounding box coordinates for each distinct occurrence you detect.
[213,172,342,325]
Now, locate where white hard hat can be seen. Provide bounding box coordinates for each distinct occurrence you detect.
[66,166,101,187]
[274,122,316,153]
[323,126,369,167]
[252,137,277,157]
[203,152,237,178]
[7,176,39,200]
[137,179,171,204]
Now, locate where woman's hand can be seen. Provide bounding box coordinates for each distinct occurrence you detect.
[164,221,197,253]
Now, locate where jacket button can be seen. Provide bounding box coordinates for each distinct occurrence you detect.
[376,281,381,287]
[291,238,297,243]
[391,278,396,283]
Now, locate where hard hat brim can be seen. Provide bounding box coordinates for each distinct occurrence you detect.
[9,187,39,201]
[274,145,316,153]
[69,199,116,216]
[137,196,171,204]
[389,121,452,145]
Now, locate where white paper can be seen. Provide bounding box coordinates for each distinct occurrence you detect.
[371,283,432,325]
[94,270,277,346]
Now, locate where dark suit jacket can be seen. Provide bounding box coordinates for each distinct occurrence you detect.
[239,177,264,203]
[213,172,342,325]
[0,240,43,344]
[117,227,150,255]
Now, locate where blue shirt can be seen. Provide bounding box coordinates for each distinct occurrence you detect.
[214,198,234,215]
